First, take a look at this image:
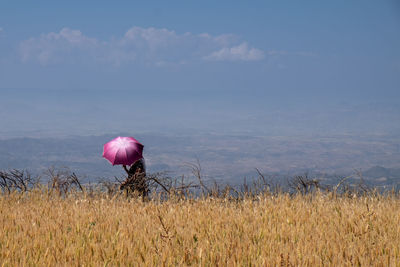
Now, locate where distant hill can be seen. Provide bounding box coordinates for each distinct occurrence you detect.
[363,166,400,179]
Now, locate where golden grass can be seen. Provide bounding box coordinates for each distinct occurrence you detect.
[1,191,400,266]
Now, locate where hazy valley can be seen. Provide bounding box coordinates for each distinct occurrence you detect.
[1,132,399,188]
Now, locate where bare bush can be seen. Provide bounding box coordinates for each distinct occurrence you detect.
[288,173,326,195]
[45,167,84,195]
[100,179,120,196]
[332,170,376,198]
[0,169,40,193]
[0,163,392,201]
[184,159,211,196]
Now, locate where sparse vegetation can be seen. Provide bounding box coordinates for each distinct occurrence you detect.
[0,168,400,265]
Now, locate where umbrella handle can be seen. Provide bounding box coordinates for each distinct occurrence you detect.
[122,165,129,174]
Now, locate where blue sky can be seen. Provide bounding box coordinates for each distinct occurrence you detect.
[0,1,399,137]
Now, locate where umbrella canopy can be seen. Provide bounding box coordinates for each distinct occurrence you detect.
[102,136,144,166]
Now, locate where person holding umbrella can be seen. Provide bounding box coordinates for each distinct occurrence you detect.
[120,158,148,196]
[102,136,149,197]
[122,158,146,178]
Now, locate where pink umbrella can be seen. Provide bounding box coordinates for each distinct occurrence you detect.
[102,136,144,166]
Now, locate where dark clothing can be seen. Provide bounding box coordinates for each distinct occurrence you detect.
[127,158,146,176]
[121,158,148,197]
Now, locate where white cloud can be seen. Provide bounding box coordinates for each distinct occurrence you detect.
[204,43,265,61]
[19,26,265,66]
[19,28,99,64]
[122,27,179,49]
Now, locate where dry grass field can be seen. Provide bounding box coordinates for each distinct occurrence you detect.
[1,190,400,266]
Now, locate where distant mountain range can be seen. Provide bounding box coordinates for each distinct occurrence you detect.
[363,166,400,178]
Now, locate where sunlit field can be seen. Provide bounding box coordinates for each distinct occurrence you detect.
[1,189,400,266]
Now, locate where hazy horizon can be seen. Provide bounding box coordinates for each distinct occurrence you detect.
[1,1,400,139]
[1,87,399,139]
[1,2,400,181]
